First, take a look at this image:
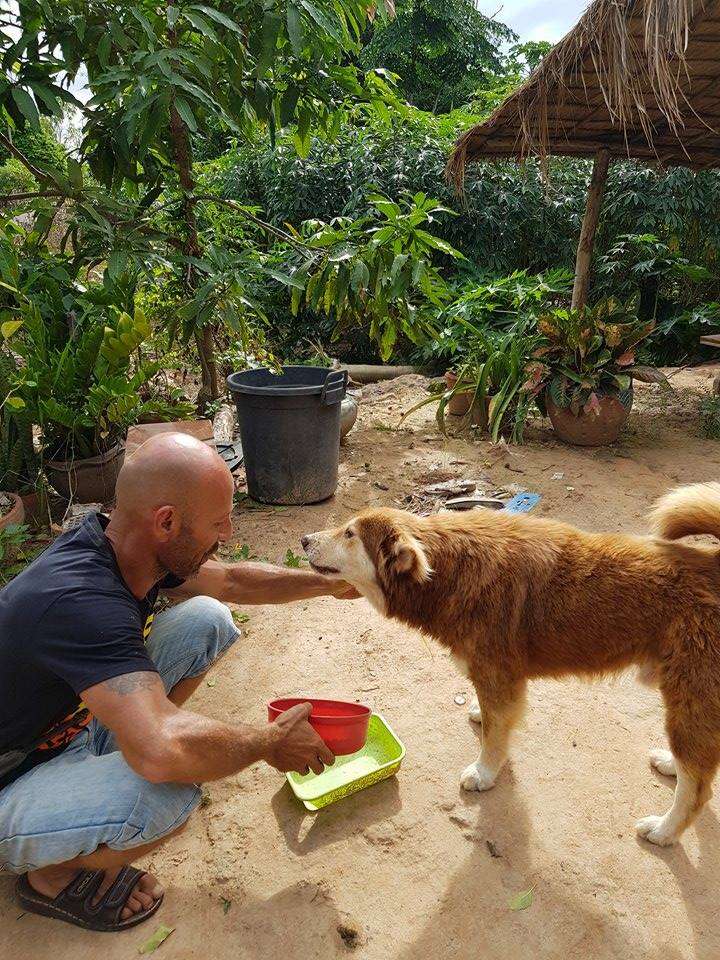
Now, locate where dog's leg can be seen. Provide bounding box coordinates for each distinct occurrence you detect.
[649,749,677,777]
[460,682,527,792]
[636,760,713,846]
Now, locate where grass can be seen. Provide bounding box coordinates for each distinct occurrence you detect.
[698,395,720,438]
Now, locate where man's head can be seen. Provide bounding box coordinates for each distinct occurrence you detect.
[113,432,234,579]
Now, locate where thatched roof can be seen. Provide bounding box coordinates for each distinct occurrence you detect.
[448,0,720,184]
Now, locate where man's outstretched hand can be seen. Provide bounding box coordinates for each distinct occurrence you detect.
[325,579,362,600]
[264,702,335,775]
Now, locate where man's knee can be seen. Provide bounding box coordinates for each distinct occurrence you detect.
[181,595,239,663]
[109,778,201,851]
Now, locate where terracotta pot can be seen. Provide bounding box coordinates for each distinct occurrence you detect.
[0,492,25,532]
[20,490,47,530]
[46,442,125,504]
[547,392,632,447]
[445,370,473,416]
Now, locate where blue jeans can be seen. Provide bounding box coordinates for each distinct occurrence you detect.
[0,596,240,874]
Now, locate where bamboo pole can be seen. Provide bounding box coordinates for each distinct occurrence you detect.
[571,148,611,311]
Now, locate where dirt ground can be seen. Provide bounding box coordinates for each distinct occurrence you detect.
[4,366,720,960]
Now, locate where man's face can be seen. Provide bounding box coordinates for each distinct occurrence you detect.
[157,475,234,579]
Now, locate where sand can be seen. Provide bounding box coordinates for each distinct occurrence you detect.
[4,366,720,960]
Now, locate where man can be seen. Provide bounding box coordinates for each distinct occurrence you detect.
[0,433,357,931]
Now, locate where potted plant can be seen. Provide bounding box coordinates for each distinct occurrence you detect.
[402,324,539,443]
[523,299,668,446]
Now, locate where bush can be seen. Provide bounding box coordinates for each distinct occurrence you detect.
[0,159,37,200]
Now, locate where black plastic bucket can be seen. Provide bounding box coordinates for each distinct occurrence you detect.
[227,366,348,505]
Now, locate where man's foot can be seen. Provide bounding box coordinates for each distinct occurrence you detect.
[27,865,163,920]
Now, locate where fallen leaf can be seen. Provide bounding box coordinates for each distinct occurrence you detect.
[508,888,534,911]
[138,924,175,954]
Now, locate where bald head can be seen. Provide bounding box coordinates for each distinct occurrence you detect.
[111,432,234,579]
[116,433,232,514]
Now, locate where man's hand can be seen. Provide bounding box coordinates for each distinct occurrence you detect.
[325,579,362,600]
[264,703,335,775]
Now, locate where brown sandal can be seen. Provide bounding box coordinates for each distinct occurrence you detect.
[16,866,163,931]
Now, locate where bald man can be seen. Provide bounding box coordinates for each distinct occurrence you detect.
[0,434,356,931]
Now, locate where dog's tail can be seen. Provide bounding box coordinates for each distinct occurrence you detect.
[650,482,720,541]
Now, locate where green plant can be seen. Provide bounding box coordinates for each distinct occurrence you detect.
[283,548,305,567]
[699,396,720,439]
[402,323,539,442]
[0,522,41,584]
[287,191,463,359]
[523,299,668,417]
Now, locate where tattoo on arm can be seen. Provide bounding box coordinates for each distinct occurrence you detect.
[103,672,159,695]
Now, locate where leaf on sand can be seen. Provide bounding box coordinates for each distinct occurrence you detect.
[508,888,534,911]
[138,924,175,954]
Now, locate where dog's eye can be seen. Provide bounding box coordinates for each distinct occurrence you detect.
[344,529,355,540]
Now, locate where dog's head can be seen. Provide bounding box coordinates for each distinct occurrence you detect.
[301,508,432,612]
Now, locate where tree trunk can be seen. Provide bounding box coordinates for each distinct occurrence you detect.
[167,15,218,407]
[571,148,611,311]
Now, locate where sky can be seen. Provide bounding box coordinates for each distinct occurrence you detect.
[486,0,589,42]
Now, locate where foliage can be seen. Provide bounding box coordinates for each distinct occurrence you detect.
[0,119,65,171]
[523,299,668,417]
[0,523,37,585]
[0,0,401,404]
[413,267,572,369]
[360,0,516,113]
[0,158,37,201]
[699,395,720,440]
[285,191,463,359]
[0,220,192,460]
[402,323,539,442]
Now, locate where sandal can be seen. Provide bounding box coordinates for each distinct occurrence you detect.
[16,866,163,932]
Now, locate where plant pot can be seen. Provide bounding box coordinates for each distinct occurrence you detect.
[546,392,632,447]
[20,489,48,530]
[445,370,473,416]
[46,442,125,504]
[0,492,25,532]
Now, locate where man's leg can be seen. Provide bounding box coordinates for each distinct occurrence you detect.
[1,738,200,921]
[4,596,240,922]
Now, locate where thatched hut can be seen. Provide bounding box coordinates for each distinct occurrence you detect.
[448,0,720,308]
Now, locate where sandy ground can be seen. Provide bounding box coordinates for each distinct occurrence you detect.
[5,366,720,960]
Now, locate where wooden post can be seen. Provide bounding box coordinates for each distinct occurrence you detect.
[571,148,611,311]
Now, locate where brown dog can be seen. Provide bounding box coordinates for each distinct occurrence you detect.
[302,483,720,846]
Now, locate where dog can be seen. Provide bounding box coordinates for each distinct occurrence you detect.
[301,483,720,846]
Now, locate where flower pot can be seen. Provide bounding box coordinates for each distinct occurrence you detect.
[445,370,473,416]
[20,489,48,530]
[547,392,632,447]
[46,442,125,504]
[0,492,24,532]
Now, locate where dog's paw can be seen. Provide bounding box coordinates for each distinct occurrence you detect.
[468,697,482,724]
[460,761,497,792]
[649,749,677,777]
[635,814,677,846]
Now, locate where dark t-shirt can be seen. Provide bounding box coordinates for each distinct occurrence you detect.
[0,513,181,788]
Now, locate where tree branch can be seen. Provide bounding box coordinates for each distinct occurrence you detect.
[191,193,310,254]
[0,190,62,202]
[0,131,54,184]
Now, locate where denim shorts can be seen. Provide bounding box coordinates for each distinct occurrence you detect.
[0,596,240,874]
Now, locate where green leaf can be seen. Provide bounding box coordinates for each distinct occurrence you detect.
[415,229,463,258]
[190,4,244,34]
[173,97,197,133]
[297,0,343,41]
[4,395,25,410]
[508,889,534,911]
[167,5,180,28]
[67,157,83,191]
[279,84,300,126]
[97,33,111,68]
[138,924,175,954]
[11,87,39,126]
[1,320,23,339]
[182,9,218,40]
[287,4,304,55]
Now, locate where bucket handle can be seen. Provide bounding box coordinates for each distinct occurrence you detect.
[321,369,348,405]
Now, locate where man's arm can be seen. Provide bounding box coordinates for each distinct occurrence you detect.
[164,558,359,604]
[81,672,334,783]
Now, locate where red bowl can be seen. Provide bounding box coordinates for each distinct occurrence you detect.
[267,697,371,756]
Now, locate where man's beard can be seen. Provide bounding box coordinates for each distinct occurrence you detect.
[159,530,219,580]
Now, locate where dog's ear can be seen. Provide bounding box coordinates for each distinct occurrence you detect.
[387,532,432,582]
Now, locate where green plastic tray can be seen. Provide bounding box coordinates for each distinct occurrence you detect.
[286,713,405,811]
